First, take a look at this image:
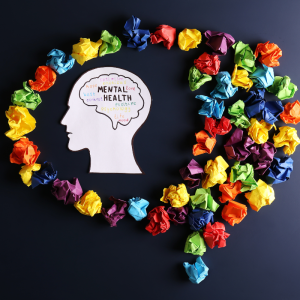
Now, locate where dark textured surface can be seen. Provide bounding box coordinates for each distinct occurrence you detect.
[1,1,300,299]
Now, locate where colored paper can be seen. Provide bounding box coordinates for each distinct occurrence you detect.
[145,206,170,236]
[99,30,121,57]
[123,15,150,51]
[266,156,293,184]
[267,76,298,100]
[150,25,176,50]
[221,200,247,226]
[101,196,127,227]
[203,222,230,249]
[51,178,83,205]
[10,137,40,166]
[254,41,282,67]
[194,52,220,75]
[192,130,216,156]
[179,159,204,188]
[249,142,276,175]
[231,64,253,91]
[74,190,102,217]
[280,100,300,124]
[202,156,229,189]
[204,116,232,138]
[5,106,36,141]
[188,66,212,92]
[188,208,214,231]
[224,128,255,161]
[204,30,235,56]
[31,161,57,189]
[71,38,102,65]
[190,188,219,212]
[184,231,206,256]
[247,118,275,144]
[228,100,251,129]
[245,179,275,212]
[29,66,56,92]
[219,177,242,203]
[127,197,149,221]
[249,64,274,88]
[178,28,201,51]
[183,257,209,284]
[196,95,225,119]
[210,71,238,99]
[232,41,256,73]
[11,82,42,110]
[167,207,188,225]
[273,126,300,155]
[19,163,41,187]
[46,49,75,74]
[160,183,190,207]
[230,161,257,192]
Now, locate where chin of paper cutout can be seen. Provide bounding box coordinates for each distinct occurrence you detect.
[61,67,152,174]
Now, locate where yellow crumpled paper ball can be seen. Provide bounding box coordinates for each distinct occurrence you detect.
[5,106,36,141]
[74,190,102,216]
[247,118,275,144]
[273,126,300,155]
[231,64,253,91]
[19,163,41,187]
[178,29,201,51]
[245,179,275,212]
[160,183,190,207]
[202,156,229,189]
[71,38,102,65]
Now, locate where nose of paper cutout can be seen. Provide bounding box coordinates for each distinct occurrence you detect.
[79,74,144,129]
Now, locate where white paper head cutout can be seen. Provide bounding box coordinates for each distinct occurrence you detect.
[61,67,152,174]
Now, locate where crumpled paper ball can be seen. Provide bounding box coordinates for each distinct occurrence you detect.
[203,222,230,248]
[228,100,251,129]
[189,187,219,211]
[188,208,214,231]
[188,66,212,92]
[184,231,206,256]
[99,30,122,57]
[210,71,238,99]
[101,196,127,227]
[160,183,190,207]
[280,100,300,125]
[254,41,282,67]
[249,64,274,89]
[51,178,83,205]
[167,206,188,225]
[5,106,36,141]
[202,156,229,189]
[150,25,176,50]
[193,130,216,155]
[19,163,41,187]
[46,49,75,74]
[232,41,256,72]
[10,137,40,166]
[179,159,204,188]
[74,190,102,217]
[183,257,209,284]
[178,28,201,51]
[204,30,235,56]
[145,206,170,236]
[204,116,232,138]
[245,179,275,212]
[231,64,253,91]
[222,200,247,226]
[266,156,293,185]
[31,161,58,189]
[247,118,275,144]
[29,66,56,92]
[219,177,242,203]
[194,52,221,75]
[267,76,298,100]
[273,126,300,155]
[196,95,225,119]
[127,197,149,221]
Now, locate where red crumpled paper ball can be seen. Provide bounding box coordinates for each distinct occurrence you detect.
[204,116,232,138]
[145,206,170,236]
[194,52,221,75]
[203,222,230,249]
[29,66,57,92]
[150,25,176,50]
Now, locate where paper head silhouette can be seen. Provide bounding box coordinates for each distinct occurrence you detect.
[61,67,152,173]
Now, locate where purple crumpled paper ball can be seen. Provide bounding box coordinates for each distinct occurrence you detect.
[167,206,189,225]
[102,196,128,227]
[51,177,83,205]
[204,30,235,56]
[179,159,204,188]
[224,128,255,161]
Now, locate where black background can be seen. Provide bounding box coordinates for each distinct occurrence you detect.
[1,1,300,299]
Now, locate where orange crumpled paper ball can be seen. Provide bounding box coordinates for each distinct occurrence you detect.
[10,137,40,166]
[254,41,282,67]
[221,200,247,226]
[218,177,242,204]
[280,100,300,125]
[193,130,216,156]
[29,66,57,92]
